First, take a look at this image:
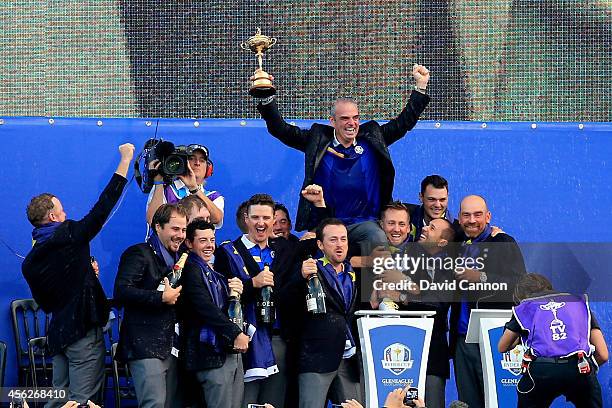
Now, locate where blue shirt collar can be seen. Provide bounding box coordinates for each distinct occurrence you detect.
[241,234,269,250]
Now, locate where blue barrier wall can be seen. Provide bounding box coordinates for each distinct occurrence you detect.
[0,118,610,404]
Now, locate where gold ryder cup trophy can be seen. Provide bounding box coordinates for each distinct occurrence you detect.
[241,28,277,98]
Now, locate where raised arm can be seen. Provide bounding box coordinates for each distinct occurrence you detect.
[381,64,431,146]
[177,162,224,225]
[73,143,134,242]
[257,96,310,152]
[145,159,165,225]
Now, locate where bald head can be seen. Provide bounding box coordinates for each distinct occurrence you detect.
[460,195,488,212]
[459,195,491,238]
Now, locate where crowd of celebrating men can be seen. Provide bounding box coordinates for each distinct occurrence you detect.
[21,64,607,408]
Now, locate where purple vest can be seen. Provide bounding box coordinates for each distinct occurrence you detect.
[164,185,180,204]
[513,293,592,358]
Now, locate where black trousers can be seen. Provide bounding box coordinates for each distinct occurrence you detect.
[453,336,484,408]
[517,358,602,407]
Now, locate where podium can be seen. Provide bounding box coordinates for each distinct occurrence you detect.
[356,310,435,408]
[466,309,522,408]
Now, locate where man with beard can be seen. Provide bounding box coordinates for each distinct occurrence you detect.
[410,218,455,408]
[114,203,187,408]
[293,218,361,407]
[449,195,526,408]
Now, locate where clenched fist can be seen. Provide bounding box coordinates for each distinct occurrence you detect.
[412,64,430,89]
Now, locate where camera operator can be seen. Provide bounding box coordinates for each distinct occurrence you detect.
[22,143,134,407]
[146,144,224,228]
[498,273,608,407]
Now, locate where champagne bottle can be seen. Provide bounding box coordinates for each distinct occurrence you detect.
[227,289,244,330]
[306,257,326,314]
[167,252,188,288]
[257,263,275,324]
[379,297,399,311]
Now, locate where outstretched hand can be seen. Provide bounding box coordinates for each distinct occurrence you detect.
[412,64,430,89]
[161,278,182,305]
[383,388,412,408]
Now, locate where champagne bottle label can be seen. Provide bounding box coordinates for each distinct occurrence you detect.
[228,292,244,330]
[306,272,326,314]
[306,295,317,312]
[258,263,275,324]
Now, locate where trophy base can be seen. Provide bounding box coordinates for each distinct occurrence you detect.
[249,86,276,98]
[249,70,275,98]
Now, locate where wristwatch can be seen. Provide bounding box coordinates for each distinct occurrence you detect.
[414,85,427,94]
[189,187,200,194]
[479,271,488,283]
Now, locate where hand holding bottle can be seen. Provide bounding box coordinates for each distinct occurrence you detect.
[233,332,250,353]
[302,257,317,279]
[162,277,182,305]
[257,264,275,324]
[304,256,326,314]
[252,265,274,288]
[228,277,243,296]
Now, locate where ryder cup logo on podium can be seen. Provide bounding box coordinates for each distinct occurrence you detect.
[382,343,414,375]
[500,345,523,376]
